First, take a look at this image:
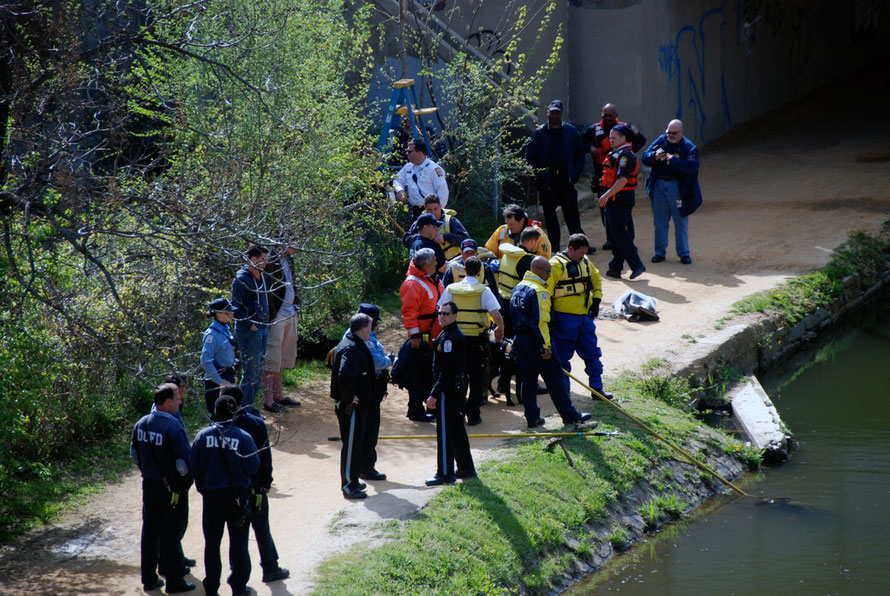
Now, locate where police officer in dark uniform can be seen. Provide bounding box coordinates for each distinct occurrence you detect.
[341,304,392,482]
[131,383,195,593]
[424,301,476,485]
[191,395,260,596]
[330,313,376,499]
[219,386,291,584]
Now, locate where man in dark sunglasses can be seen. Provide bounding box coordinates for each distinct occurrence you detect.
[393,139,450,223]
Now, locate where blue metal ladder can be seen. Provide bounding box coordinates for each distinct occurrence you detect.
[377,78,438,159]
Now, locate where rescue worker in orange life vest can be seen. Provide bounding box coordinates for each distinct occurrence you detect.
[598,124,645,280]
[547,233,613,400]
[399,248,443,422]
[439,256,504,426]
[402,194,469,261]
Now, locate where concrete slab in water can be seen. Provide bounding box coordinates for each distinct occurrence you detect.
[730,376,790,460]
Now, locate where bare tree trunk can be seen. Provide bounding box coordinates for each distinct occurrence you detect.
[399,0,408,77]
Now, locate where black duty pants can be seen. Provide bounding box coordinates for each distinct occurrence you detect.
[141,480,185,586]
[362,374,387,471]
[605,201,643,274]
[250,489,279,572]
[406,342,433,418]
[540,173,583,251]
[336,400,368,491]
[463,335,488,422]
[434,387,474,478]
[201,488,251,595]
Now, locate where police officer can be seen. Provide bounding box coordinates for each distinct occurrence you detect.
[223,387,290,584]
[402,194,469,261]
[425,301,476,485]
[151,374,196,573]
[393,139,449,222]
[484,204,552,260]
[399,248,443,421]
[439,257,504,426]
[525,99,587,251]
[330,313,376,499]
[548,234,613,400]
[131,383,195,593]
[191,395,260,596]
[598,125,646,280]
[341,303,392,482]
[510,257,593,428]
[201,298,238,414]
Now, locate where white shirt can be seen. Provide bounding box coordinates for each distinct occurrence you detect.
[439,277,501,313]
[393,157,449,208]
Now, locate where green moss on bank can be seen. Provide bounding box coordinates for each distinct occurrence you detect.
[313,380,750,595]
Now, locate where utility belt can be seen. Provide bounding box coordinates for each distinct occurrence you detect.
[216,365,237,377]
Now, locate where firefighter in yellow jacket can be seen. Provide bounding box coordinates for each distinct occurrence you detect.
[547,234,613,399]
[439,257,504,426]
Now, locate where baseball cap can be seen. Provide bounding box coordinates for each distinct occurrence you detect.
[357,303,381,321]
[547,100,564,112]
[416,213,440,228]
[460,239,478,253]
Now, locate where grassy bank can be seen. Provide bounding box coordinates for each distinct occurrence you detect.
[312,375,757,595]
[726,221,890,326]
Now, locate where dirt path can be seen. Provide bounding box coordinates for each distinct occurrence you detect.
[1,78,888,596]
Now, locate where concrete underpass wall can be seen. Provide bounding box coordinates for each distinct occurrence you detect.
[562,0,890,144]
[368,0,888,147]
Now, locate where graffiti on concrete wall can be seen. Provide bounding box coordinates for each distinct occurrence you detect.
[657,5,731,143]
[657,0,864,142]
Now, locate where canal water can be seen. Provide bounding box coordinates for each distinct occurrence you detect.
[570,311,890,595]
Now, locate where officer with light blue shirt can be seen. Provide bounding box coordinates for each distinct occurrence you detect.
[342,303,392,481]
[201,298,238,414]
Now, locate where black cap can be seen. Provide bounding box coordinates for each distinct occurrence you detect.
[547,99,564,112]
[612,124,634,140]
[209,298,235,313]
[416,213,440,228]
[460,239,478,253]
[357,303,380,321]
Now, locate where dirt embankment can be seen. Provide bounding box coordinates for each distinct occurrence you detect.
[1,77,889,596]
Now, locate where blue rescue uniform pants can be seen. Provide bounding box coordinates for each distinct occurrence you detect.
[513,333,582,424]
[551,311,604,395]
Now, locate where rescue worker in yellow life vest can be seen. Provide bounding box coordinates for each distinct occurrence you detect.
[484,204,552,260]
[439,256,504,426]
[547,233,613,400]
[495,227,547,400]
[442,239,499,300]
[402,194,469,261]
[509,257,593,428]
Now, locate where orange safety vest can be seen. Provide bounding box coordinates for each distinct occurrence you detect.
[600,142,637,191]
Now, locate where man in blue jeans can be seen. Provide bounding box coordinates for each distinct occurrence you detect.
[231,244,271,409]
[641,119,702,265]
